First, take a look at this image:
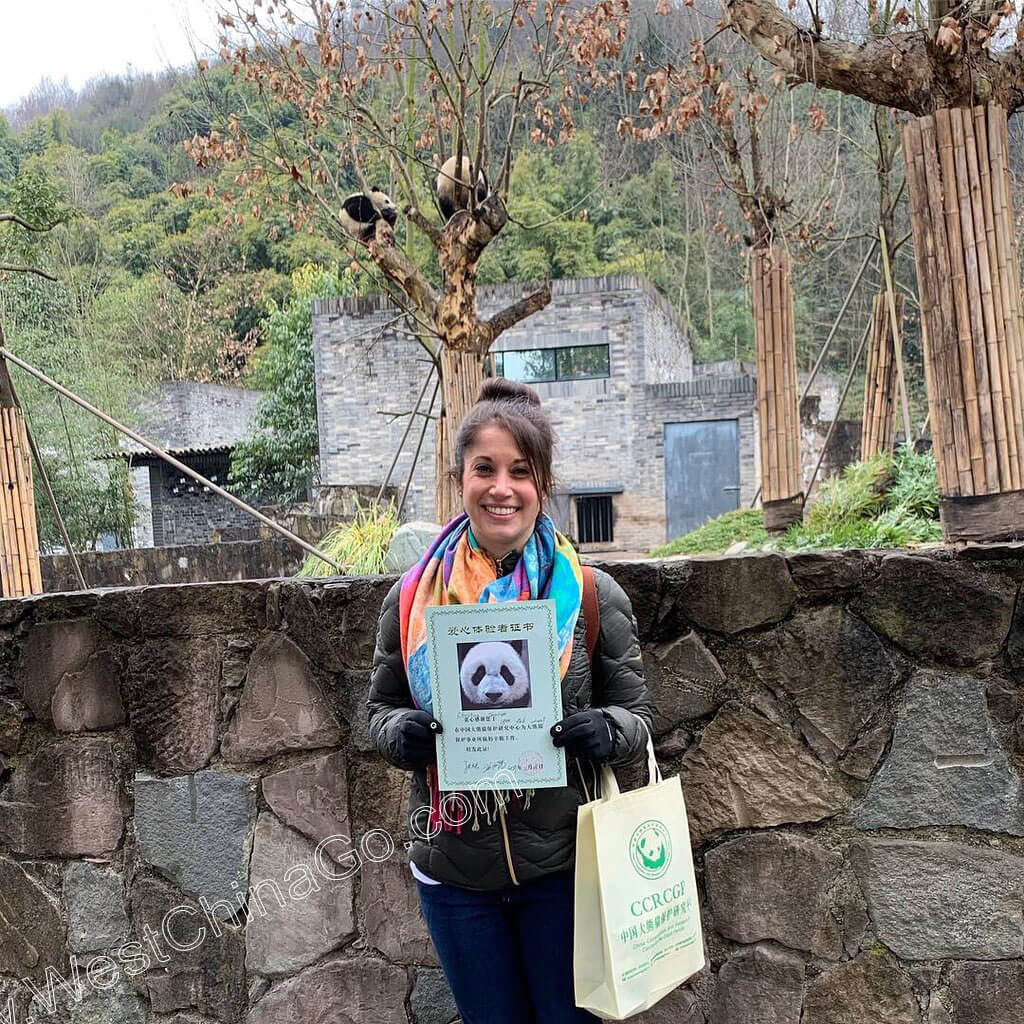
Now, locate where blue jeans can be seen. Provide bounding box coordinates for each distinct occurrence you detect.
[415,870,600,1024]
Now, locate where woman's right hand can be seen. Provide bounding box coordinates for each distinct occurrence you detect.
[395,710,444,767]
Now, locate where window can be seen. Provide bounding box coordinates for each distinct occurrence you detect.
[576,495,614,544]
[490,344,609,383]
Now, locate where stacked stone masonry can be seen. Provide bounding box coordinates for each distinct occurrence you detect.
[4,546,1024,1021]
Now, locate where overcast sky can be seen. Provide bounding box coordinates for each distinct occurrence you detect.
[1,0,220,109]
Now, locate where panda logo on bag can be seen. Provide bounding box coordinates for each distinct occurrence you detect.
[457,640,532,710]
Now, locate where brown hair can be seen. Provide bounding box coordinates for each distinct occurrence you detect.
[450,377,556,505]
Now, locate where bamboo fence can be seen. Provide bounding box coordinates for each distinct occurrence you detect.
[903,103,1024,539]
[0,403,42,597]
[861,293,902,459]
[753,246,803,530]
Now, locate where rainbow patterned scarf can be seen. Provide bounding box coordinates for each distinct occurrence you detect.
[398,511,584,831]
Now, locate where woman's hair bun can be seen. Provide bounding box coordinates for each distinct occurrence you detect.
[476,376,541,407]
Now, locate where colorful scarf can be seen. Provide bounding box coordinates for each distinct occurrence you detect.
[399,511,583,832]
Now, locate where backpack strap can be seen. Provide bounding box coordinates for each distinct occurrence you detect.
[581,565,600,664]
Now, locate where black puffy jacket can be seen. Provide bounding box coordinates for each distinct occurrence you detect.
[366,566,654,890]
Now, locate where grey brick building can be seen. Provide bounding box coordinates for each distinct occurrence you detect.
[313,274,819,552]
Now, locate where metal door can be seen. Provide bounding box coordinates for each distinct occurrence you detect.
[664,420,740,541]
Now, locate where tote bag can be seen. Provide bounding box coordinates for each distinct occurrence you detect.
[574,734,704,1020]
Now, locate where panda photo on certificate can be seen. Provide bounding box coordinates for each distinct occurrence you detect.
[424,599,567,791]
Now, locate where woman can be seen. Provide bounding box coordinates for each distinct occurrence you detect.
[367,377,653,1024]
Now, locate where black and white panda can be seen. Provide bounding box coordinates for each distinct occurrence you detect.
[435,155,488,221]
[339,187,398,242]
[459,641,531,710]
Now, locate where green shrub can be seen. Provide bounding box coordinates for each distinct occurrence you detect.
[651,508,769,557]
[298,501,400,578]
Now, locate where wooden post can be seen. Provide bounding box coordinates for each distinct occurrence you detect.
[903,103,1024,541]
[0,357,42,597]
[753,246,803,532]
[861,293,903,459]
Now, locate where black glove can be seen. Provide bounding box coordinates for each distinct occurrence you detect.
[394,710,443,767]
[550,709,615,762]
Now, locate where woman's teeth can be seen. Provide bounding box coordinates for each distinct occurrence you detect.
[484,506,518,517]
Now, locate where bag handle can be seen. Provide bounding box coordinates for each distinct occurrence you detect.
[598,723,661,802]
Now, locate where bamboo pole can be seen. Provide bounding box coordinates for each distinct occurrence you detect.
[0,345,344,574]
[1,409,31,596]
[878,226,912,444]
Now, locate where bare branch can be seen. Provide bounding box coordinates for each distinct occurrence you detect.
[0,264,58,281]
[484,283,553,346]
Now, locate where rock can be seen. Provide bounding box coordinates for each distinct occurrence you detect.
[637,985,704,1023]
[245,958,408,1024]
[662,555,796,635]
[679,703,851,845]
[51,651,125,733]
[66,862,129,954]
[928,997,953,1024]
[986,678,1021,723]
[854,670,1024,835]
[851,839,1024,959]
[838,720,892,781]
[0,737,126,856]
[705,832,842,958]
[359,855,437,965]
[787,551,865,599]
[261,750,352,860]
[645,632,723,737]
[16,618,104,721]
[129,874,246,1023]
[0,698,22,754]
[948,961,1024,1024]
[245,813,355,976]
[710,943,803,1024]
[802,953,918,1024]
[598,560,663,640]
[853,554,1016,667]
[0,856,65,979]
[67,982,149,1024]
[135,770,256,915]
[744,605,897,754]
[124,637,220,772]
[384,522,442,573]
[221,634,341,763]
[331,670,376,754]
[347,757,412,842]
[410,967,459,1024]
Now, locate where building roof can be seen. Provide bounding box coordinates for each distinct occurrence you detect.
[116,381,264,457]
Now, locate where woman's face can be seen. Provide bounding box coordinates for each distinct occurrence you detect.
[460,423,541,561]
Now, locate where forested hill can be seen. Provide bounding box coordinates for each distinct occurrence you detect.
[0,26,936,549]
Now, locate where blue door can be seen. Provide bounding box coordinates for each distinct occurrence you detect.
[664,420,740,541]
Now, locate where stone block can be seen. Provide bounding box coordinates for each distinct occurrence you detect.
[66,862,129,954]
[786,550,865,599]
[0,697,22,754]
[851,839,1024,959]
[0,857,65,979]
[852,554,1016,667]
[0,738,126,856]
[679,703,851,845]
[409,967,459,1024]
[124,637,219,772]
[705,832,842,958]
[855,670,1024,834]
[262,750,352,858]
[51,651,125,733]
[245,813,355,976]
[838,720,892,781]
[663,554,796,636]
[135,770,256,914]
[246,958,408,1024]
[16,618,103,721]
[802,953,918,1024]
[67,982,149,1024]
[636,986,704,1023]
[129,874,246,1023]
[743,605,897,755]
[359,854,437,965]
[948,961,1024,1024]
[645,632,723,737]
[222,634,341,763]
[710,943,803,1024]
[384,522,442,573]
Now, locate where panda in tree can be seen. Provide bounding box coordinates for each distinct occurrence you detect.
[459,641,531,710]
[339,187,398,242]
[435,155,488,222]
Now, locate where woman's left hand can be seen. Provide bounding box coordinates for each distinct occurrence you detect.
[550,709,615,762]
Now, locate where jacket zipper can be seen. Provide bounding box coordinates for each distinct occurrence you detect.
[497,801,520,886]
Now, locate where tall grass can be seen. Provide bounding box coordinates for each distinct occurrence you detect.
[297,500,401,577]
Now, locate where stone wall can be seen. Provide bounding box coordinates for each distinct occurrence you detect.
[4,546,1024,1022]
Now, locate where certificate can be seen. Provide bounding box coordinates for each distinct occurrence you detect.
[425,600,567,791]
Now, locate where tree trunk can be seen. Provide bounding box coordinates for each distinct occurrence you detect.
[903,103,1024,540]
[861,293,902,459]
[435,346,487,523]
[753,246,804,532]
[0,356,43,596]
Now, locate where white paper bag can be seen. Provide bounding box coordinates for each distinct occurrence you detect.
[574,736,704,1020]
